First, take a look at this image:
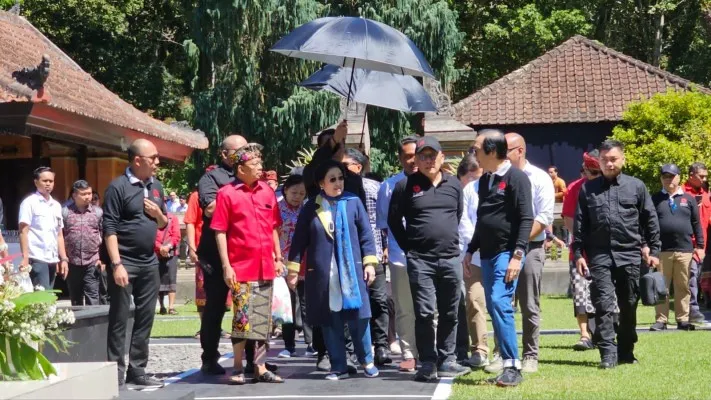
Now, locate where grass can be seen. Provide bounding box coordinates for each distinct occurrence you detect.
[150,304,232,338]
[451,332,711,400]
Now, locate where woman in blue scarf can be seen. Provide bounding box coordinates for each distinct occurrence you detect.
[287,160,379,380]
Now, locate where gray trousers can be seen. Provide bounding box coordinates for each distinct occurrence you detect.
[516,244,545,359]
[689,260,700,313]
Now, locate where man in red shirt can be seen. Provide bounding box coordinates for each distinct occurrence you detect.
[682,162,709,323]
[561,150,602,351]
[211,143,284,384]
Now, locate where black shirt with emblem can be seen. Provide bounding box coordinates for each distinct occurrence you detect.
[388,171,462,259]
[467,166,533,259]
[573,173,661,267]
[102,172,167,268]
[652,191,704,252]
[197,162,235,264]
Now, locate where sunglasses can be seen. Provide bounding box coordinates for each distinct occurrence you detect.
[417,153,438,161]
[328,176,345,183]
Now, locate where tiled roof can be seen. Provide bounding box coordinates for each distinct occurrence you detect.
[453,35,711,126]
[0,11,208,150]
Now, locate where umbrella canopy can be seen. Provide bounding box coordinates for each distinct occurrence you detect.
[301,65,437,113]
[271,16,434,78]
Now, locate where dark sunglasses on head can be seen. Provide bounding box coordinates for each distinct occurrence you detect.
[328,176,345,183]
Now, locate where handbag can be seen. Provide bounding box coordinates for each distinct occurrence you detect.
[271,276,293,324]
[640,270,668,306]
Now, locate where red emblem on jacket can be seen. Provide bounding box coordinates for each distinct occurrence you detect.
[498,181,507,190]
[152,189,160,199]
[681,197,688,205]
[413,185,422,193]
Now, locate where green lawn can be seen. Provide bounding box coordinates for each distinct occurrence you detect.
[150,304,232,338]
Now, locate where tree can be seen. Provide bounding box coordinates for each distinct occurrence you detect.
[610,90,711,192]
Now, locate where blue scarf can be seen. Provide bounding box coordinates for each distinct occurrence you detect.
[317,192,362,310]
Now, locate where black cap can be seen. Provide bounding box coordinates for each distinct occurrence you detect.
[660,164,680,176]
[415,136,442,154]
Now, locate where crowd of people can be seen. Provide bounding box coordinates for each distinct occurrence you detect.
[0,124,708,391]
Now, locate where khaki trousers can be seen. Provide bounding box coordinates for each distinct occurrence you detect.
[389,263,418,360]
[656,251,693,323]
[464,264,489,357]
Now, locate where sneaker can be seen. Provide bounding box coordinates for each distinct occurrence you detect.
[573,337,595,351]
[317,355,331,372]
[521,357,538,373]
[325,371,349,381]
[464,352,489,369]
[438,361,470,378]
[201,362,226,375]
[618,353,638,365]
[129,375,164,388]
[399,358,417,372]
[495,367,523,387]
[303,345,317,357]
[390,341,402,355]
[363,363,379,378]
[414,362,437,382]
[484,353,503,374]
[677,322,696,331]
[278,350,295,358]
[689,310,706,324]
[650,322,667,331]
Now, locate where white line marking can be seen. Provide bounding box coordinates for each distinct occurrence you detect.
[195,396,433,399]
[431,377,453,400]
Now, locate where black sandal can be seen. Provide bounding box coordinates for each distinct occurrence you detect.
[254,370,284,383]
[229,370,246,385]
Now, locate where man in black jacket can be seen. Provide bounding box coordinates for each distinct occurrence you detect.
[464,129,533,387]
[574,140,661,369]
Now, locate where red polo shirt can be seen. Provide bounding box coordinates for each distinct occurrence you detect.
[683,182,711,258]
[210,180,281,282]
[562,178,585,262]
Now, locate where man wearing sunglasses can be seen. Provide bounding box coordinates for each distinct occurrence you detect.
[682,162,710,324]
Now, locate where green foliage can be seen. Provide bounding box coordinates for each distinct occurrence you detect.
[367,147,400,179]
[283,147,317,180]
[610,90,711,192]
[156,158,203,195]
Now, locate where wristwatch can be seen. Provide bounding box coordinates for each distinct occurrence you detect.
[111,260,123,268]
[512,248,525,260]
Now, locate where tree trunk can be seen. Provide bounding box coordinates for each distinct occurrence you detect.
[652,12,665,67]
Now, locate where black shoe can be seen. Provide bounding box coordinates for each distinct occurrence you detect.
[599,355,617,369]
[414,362,438,382]
[650,322,667,331]
[266,362,278,372]
[495,367,523,387]
[159,307,167,315]
[316,355,331,372]
[129,375,164,388]
[438,361,471,378]
[201,362,226,375]
[618,355,639,365]
[677,322,696,331]
[374,347,392,366]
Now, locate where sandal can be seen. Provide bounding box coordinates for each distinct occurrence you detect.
[228,370,246,385]
[168,308,178,315]
[254,370,284,384]
[573,337,595,351]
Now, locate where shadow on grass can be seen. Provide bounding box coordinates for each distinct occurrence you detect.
[538,359,599,367]
[457,376,499,387]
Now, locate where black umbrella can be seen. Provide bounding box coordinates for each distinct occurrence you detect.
[300,65,437,113]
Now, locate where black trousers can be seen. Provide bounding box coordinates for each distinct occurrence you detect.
[590,263,639,359]
[369,263,390,350]
[67,263,102,306]
[107,263,160,380]
[455,284,470,360]
[199,259,230,364]
[408,255,462,365]
[283,280,313,352]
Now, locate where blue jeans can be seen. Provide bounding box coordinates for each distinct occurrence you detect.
[321,312,373,373]
[481,251,524,368]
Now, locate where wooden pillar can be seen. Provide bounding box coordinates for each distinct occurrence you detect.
[50,156,79,202]
[77,145,87,180]
[31,135,42,168]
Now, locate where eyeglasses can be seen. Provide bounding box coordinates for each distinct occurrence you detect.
[139,154,160,162]
[507,146,522,153]
[328,176,345,183]
[417,153,438,161]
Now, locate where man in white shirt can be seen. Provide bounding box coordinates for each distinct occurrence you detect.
[18,166,69,290]
[375,136,419,372]
[457,153,489,369]
[498,133,555,374]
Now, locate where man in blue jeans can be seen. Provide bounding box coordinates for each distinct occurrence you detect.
[464,129,533,387]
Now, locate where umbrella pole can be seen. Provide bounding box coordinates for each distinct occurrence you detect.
[345,59,356,120]
[359,105,367,152]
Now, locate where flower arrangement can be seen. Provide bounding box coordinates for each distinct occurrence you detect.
[0,263,75,381]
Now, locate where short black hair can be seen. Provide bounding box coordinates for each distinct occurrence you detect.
[283,174,305,192]
[317,128,336,148]
[33,166,54,180]
[71,179,91,194]
[315,159,346,184]
[92,192,100,201]
[345,148,367,166]
[598,139,624,153]
[398,136,418,155]
[477,129,508,160]
[457,154,479,178]
[689,162,707,175]
[548,166,558,173]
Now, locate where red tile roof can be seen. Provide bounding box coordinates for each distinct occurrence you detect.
[453,35,711,126]
[0,11,208,150]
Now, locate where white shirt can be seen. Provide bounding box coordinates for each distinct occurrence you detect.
[489,160,513,189]
[376,171,407,267]
[522,161,555,242]
[18,192,63,263]
[459,179,481,266]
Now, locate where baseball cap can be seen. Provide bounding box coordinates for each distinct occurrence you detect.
[415,136,442,154]
[660,164,680,176]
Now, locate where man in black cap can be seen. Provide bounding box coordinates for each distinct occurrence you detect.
[574,140,661,369]
[650,163,703,331]
[389,136,470,381]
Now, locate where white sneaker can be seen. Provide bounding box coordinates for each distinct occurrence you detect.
[389,342,402,355]
[277,350,293,358]
[484,353,503,374]
[521,357,538,373]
